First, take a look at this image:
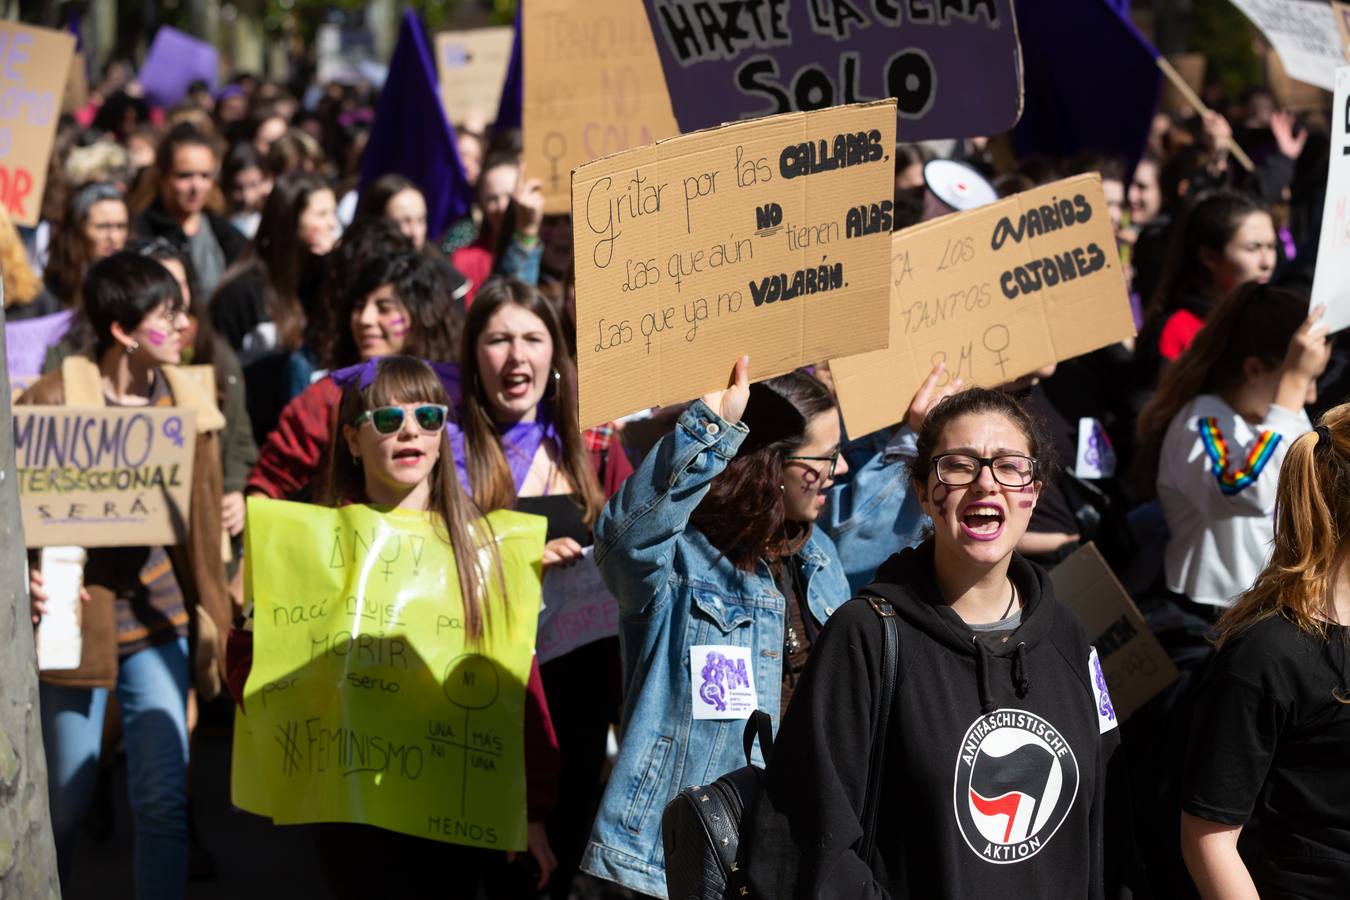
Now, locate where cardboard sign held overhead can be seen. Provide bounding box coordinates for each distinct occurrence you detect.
[572,100,896,428]
[1051,543,1179,722]
[524,0,680,213]
[1311,66,1350,333]
[830,174,1135,440]
[1230,0,1341,91]
[14,406,196,548]
[0,22,75,228]
[643,0,1022,141]
[437,28,514,130]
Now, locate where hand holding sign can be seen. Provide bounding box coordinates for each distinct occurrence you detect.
[700,356,751,425]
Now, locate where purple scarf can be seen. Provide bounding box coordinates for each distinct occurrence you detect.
[331,357,557,493]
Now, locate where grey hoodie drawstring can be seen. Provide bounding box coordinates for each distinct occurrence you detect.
[973,638,996,714]
[1012,642,1031,698]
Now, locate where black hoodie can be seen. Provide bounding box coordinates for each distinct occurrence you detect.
[741,542,1139,899]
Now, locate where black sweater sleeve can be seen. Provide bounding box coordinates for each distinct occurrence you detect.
[741,597,893,899]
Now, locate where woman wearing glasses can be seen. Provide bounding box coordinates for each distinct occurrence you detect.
[742,388,1140,898]
[581,357,852,898]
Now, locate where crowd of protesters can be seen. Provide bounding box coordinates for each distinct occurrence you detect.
[4,39,1349,900]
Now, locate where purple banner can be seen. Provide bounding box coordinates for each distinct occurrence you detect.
[5,309,73,383]
[138,26,218,108]
[642,0,1022,140]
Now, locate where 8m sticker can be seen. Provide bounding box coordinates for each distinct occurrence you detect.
[953,709,1079,864]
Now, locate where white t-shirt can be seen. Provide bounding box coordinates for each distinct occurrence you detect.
[1157,394,1310,607]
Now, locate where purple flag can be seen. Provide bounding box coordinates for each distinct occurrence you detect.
[494,5,522,132]
[641,0,1022,140]
[138,27,218,108]
[360,10,472,242]
[5,310,74,382]
[1013,0,1160,175]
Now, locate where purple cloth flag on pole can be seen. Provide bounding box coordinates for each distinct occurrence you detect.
[360,10,471,243]
[1013,0,1160,176]
[138,27,219,108]
[494,4,523,132]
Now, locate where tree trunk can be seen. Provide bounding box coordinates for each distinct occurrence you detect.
[0,299,62,898]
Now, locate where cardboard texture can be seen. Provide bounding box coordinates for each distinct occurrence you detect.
[642,0,1022,141]
[0,22,75,228]
[1159,54,1206,116]
[62,51,88,114]
[1311,66,1350,333]
[830,174,1135,440]
[572,100,897,428]
[1231,0,1341,91]
[14,406,196,548]
[524,0,680,213]
[1050,543,1179,722]
[437,28,514,130]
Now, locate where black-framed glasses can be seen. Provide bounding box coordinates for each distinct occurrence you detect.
[932,453,1036,487]
[784,448,841,480]
[353,404,449,436]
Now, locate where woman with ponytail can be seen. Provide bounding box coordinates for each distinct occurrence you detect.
[1181,404,1350,898]
[1136,283,1329,614]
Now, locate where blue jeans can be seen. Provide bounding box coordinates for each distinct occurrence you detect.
[40,637,190,900]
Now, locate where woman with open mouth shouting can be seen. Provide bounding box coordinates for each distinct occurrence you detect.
[742,387,1143,898]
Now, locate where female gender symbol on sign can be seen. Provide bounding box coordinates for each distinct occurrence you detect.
[439,653,503,816]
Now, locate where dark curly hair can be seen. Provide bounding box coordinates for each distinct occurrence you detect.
[908,387,1056,492]
[690,370,837,571]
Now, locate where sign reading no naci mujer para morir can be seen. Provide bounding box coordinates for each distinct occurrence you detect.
[13,406,196,548]
[232,499,546,851]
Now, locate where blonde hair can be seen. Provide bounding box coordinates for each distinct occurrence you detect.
[0,206,43,305]
[65,142,132,187]
[1217,404,1350,662]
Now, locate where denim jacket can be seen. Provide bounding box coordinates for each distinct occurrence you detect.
[824,425,930,594]
[580,400,851,898]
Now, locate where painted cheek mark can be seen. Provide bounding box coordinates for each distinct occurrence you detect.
[387,316,408,337]
[1018,500,1035,509]
[144,329,167,346]
[930,483,952,515]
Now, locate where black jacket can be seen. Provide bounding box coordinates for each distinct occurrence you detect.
[134,200,247,267]
[741,542,1140,898]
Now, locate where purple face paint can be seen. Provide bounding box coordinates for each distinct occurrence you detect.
[387,315,408,338]
[1017,500,1035,509]
[144,329,168,347]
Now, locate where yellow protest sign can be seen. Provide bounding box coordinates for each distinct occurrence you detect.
[231,499,547,851]
[572,100,897,428]
[830,174,1136,440]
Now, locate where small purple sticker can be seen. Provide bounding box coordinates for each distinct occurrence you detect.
[699,651,750,712]
[1092,653,1116,723]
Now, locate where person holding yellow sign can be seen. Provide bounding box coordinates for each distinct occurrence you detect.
[227,356,561,897]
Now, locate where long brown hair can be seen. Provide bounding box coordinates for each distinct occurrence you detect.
[1215,404,1350,655]
[690,371,836,571]
[45,182,128,307]
[1135,283,1307,499]
[459,278,604,524]
[323,356,502,639]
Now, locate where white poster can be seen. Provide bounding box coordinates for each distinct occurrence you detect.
[1231,0,1342,90]
[1312,66,1350,333]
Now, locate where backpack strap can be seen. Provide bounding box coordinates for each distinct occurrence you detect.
[743,708,774,767]
[859,594,900,864]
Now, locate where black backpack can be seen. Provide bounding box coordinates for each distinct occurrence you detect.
[660,595,901,899]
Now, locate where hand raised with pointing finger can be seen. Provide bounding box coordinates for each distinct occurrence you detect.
[700,356,751,425]
[905,361,963,434]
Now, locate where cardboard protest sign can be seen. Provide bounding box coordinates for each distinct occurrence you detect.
[61,51,87,114]
[437,27,514,129]
[232,500,545,851]
[1311,67,1350,333]
[830,174,1135,440]
[1050,543,1179,722]
[524,0,680,213]
[0,22,75,227]
[138,26,219,108]
[1231,0,1341,90]
[13,406,196,548]
[642,0,1022,141]
[572,100,896,428]
[538,547,619,664]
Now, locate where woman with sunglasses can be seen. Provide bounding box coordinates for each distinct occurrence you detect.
[22,252,231,898]
[741,388,1140,898]
[228,356,561,897]
[459,278,632,900]
[580,356,851,898]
